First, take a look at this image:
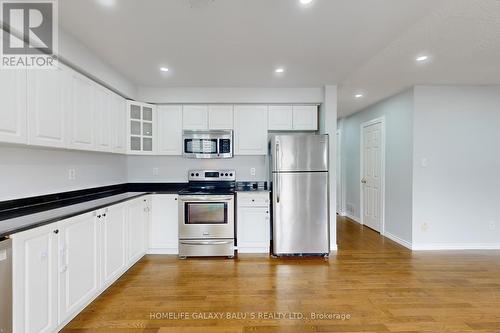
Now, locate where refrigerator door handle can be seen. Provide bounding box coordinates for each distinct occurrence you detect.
[276,142,280,203]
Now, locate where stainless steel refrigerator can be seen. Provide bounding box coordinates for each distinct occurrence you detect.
[270,134,330,256]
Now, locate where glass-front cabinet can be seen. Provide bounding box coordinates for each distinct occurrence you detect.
[127,101,156,154]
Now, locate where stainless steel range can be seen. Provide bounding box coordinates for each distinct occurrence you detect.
[178,170,236,258]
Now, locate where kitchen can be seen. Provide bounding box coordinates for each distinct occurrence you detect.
[3,0,500,332]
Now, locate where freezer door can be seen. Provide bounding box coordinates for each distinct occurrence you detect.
[273,172,329,254]
[271,134,329,172]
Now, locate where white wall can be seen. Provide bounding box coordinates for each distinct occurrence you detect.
[340,89,414,244]
[321,85,338,251]
[137,87,323,104]
[58,29,137,99]
[0,146,127,201]
[127,155,267,182]
[412,86,500,249]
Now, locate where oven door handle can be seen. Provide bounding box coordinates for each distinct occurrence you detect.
[179,240,233,246]
[179,195,234,201]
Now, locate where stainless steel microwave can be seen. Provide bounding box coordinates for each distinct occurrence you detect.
[183,130,233,159]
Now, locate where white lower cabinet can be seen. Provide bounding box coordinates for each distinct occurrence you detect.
[58,212,100,323]
[12,224,59,333]
[100,204,127,287]
[127,197,149,264]
[12,197,150,333]
[149,194,178,254]
[237,192,271,253]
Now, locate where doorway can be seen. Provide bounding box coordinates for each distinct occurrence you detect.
[360,117,385,233]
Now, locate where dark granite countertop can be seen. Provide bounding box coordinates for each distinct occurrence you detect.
[0,183,188,238]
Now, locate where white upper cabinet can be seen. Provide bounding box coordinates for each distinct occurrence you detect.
[268,105,293,130]
[111,94,127,154]
[127,101,156,154]
[208,105,233,130]
[182,105,208,130]
[27,65,69,148]
[93,85,112,152]
[234,105,268,155]
[157,105,183,155]
[292,105,318,130]
[268,105,318,131]
[0,69,27,144]
[68,71,95,150]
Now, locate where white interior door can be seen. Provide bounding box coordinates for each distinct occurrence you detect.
[361,121,383,232]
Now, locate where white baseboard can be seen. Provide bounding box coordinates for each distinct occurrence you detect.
[344,213,362,224]
[237,247,270,254]
[412,243,500,251]
[383,231,412,250]
[330,244,338,252]
[147,248,178,255]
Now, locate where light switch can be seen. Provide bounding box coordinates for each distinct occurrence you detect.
[250,168,256,176]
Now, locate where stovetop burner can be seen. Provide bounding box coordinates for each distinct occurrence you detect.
[179,170,236,196]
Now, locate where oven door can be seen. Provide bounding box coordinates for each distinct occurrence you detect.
[179,195,234,239]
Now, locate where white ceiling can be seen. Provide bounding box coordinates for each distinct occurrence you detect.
[58,0,500,117]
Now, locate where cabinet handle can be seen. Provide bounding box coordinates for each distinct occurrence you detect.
[53,229,59,234]
[103,213,107,217]
[97,215,101,218]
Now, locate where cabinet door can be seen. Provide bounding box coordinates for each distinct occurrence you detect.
[94,86,112,151]
[0,69,27,144]
[127,101,156,154]
[101,205,127,286]
[59,212,100,321]
[68,72,94,150]
[157,105,183,155]
[268,105,293,131]
[127,198,147,264]
[237,206,270,253]
[12,224,59,333]
[208,105,233,130]
[234,105,268,155]
[150,194,178,253]
[27,65,68,148]
[112,95,127,154]
[182,105,208,130]
[292,105,318,130]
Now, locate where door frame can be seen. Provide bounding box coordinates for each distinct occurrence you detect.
[359,116,386,234]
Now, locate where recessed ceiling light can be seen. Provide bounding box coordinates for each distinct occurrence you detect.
[300,0,313,4]
[96,0,116,7]
[416,55,429,62]
[275,68,285,73]
[354,94,364,99]
[160,67,169,72]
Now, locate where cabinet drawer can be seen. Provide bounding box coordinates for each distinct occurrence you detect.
[237,192,270,207]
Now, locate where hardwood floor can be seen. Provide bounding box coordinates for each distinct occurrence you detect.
[62,216,500,333]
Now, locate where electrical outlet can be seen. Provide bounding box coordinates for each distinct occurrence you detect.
[153,167,159,176]
[421,223,429,232]
[489,221,496,230]
[68,169,76,180]
[250,168,256,176]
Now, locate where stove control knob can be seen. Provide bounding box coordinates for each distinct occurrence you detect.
[191,173,195,177]
[229,173,233,176]
[196,173,199,177]
[225,173,229,176]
